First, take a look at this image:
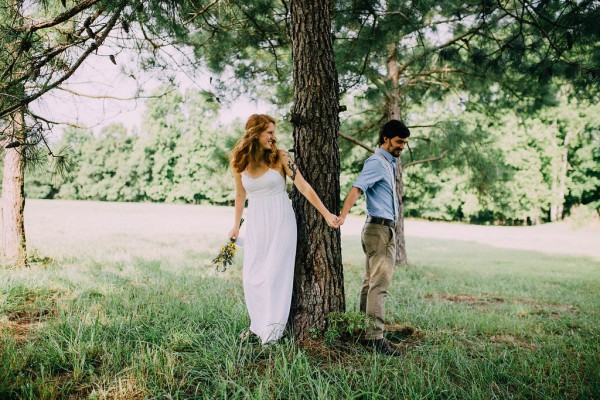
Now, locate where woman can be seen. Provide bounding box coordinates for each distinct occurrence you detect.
[228,114,338,344]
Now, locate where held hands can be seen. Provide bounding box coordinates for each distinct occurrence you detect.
[324,212,339,228]
[324,212,347,229]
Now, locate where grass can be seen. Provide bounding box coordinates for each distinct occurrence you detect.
[1,200,599,399]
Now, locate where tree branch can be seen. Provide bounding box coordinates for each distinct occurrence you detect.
[55,86,176,101]
[497,1,596,71]
[339,130,449,168]
[404,150,448,168]
[28,110,85,129]
[398,11,511,76]
[1,34,88,87]
[339,131,375,152]
[0,3,126,120]
[21,0,103,32]
[183,0,221,24]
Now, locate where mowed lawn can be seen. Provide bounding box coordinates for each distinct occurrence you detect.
[1,199,599,399]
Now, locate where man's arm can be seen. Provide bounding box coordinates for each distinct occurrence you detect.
[338,186,363,226]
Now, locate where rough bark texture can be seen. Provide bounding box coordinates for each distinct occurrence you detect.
[1,110,27,266]
[385,40,408,265]
[289,0,345,339]
[385,42,400,121]
[1,1,27,267]
[393,158,407,264]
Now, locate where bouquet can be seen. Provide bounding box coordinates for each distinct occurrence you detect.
[208,218,244,272]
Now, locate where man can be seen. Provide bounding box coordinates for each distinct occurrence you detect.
[338,119,410,356]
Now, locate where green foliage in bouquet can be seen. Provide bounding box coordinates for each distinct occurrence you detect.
[208,218,244,272]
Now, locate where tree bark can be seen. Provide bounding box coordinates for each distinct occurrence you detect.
[393,157,407,264]
[2,0,27,267]
[385,42,400,121]
[1,110,27,266]
[289,0,344,339]
[385,36,408,265]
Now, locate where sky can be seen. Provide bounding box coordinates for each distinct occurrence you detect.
[30,47,272,137]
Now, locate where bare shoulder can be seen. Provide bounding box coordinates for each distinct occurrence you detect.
[278,149,291,160]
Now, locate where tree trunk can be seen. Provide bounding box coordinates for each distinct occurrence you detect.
[556,129,578,220]
[385,42,400,121]
[385,38,408,265]
[549,175,559,222]
[548,120,560,222]
[394,157,407,264]
[289,0,344,339]
[1,110,27,266]
[548,121,577,222]
[2,0,27,267]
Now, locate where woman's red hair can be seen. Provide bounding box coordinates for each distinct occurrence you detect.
[230,114,280,173]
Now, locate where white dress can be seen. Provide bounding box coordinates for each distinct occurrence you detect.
[241,168,297,344]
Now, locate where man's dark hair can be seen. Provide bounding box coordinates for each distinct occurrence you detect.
[379,120,410,145]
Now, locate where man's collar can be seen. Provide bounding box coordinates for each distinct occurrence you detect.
[375,147,395,162]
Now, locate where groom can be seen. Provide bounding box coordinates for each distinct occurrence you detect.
[337,120,410,356]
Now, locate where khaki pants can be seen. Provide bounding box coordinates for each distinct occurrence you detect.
[360,223,396,340]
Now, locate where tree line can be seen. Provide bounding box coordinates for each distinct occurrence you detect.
[21,85,599,226]
[24,89,236,205]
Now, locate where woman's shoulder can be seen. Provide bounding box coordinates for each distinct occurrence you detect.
[278,150,292,162]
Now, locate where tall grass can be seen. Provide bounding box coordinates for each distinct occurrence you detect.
[0,200,598,399]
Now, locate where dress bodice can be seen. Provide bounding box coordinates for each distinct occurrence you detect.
[242,168,286,198]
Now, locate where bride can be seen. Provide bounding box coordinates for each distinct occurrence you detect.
[228,114,339,344]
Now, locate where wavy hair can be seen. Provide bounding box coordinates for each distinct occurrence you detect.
[230,114,280,173]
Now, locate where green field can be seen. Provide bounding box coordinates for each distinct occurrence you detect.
[1,200,599,399]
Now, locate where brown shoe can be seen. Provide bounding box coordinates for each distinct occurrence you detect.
[365,339,402,356]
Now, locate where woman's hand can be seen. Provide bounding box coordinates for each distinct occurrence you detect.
[228,226,240,240]
[324,212,340,229]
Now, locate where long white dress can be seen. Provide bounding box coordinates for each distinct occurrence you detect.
[241,168,297,344]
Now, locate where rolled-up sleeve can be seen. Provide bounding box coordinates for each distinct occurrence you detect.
[353,158,383,193]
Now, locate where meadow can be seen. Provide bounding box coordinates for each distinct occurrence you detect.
[1,200,599,399]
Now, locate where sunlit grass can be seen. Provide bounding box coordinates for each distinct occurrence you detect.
[0,200,598,398]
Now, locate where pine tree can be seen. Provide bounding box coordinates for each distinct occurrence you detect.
[289,0,345,339]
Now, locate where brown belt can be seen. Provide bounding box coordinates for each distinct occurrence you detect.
[366,216,395,228]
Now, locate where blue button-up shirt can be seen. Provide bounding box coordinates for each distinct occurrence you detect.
[352,148,399,222]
